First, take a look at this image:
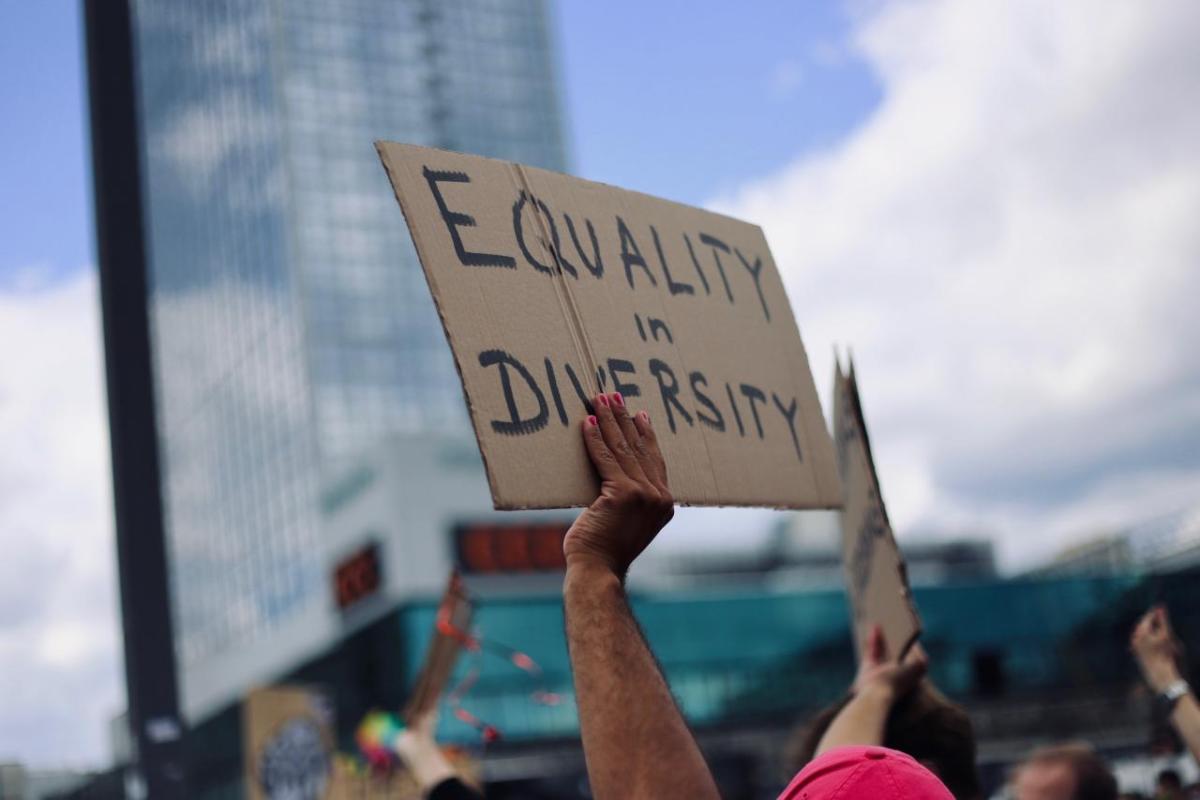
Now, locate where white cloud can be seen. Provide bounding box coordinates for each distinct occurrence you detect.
[0,269,123,767]
[714,0,1200,569]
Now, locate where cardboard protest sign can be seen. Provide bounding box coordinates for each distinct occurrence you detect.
[244,686,336,800]
[402,571,473,721]
[376,142,841,510]
[833,357,921,659]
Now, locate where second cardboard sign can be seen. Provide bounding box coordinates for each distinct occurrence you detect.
[834,357,921,659]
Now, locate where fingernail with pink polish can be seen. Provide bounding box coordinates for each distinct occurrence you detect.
[611,392,624,407]
[597,394,610,408]
[587,415,598,426]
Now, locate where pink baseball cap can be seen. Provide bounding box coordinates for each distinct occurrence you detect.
[778,746,954,799]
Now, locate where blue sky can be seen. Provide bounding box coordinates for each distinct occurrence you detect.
[0,4,90,282]
[0,0,887,767]
[557,1,880,203]
[0,2,881,284]
[3,0,1200,769]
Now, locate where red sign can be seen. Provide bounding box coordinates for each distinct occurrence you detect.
[333,542,382,611]
[454,522,570,574]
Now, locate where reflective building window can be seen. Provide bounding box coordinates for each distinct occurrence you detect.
[130,0,567,691]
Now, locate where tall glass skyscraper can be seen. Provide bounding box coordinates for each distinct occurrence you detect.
[127,0,567,706]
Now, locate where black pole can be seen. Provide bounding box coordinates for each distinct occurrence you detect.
[82,0,188,795]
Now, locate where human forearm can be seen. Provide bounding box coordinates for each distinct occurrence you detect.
[1138,651,1200,765]
[815,684,893,756]
[564,562,719,800]
[1169,690,1200,765]
[396,734,456,791]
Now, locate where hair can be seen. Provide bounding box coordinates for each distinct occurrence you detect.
[1021,743,1117,800]
[789,683,982,800]
[1157,768,1182,789]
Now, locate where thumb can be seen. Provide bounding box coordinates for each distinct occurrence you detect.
[897,649,929,688]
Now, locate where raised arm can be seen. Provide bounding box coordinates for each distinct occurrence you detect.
[563,392,720,800]
[394,710,482,800]
[1132,606,1200,765]
[815,625,927,756]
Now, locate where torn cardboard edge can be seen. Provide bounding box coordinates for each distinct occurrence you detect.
[834,352,921,660]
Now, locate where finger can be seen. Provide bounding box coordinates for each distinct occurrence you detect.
[593,393,648,482]
[905,642,928,665]
[897,650,929,687]
[632,411,669,490]
[1157,606,1173,634]
[608,392,657,482]
[581,415,626,484]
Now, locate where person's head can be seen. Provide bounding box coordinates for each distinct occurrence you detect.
[780,746,953,800]
[1012,744,1116,800]
[1156,768,1183,798]
[792,683,981,799]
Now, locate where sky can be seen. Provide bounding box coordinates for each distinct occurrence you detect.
[1,0,1199,769]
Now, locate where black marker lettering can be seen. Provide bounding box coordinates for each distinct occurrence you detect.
[478,349,548,435]
[607,358,641,399]
[699,233,734,302]
[648,317,673,344]
[512,191,576,277]
[512,192,553,275]
[772,392,803,462]
[651,225,694,295]
[735,248,769,322]
[634,313,647,342]
[546,357,568,426]
[726,382,746,437]
[684,233,711,295]
[423,167,516,268]
[690,372,725,432]
[564,213,603,278]
[740,383,767,438]
[649,359,693,433]
[563,362,595,415]
[616,216,658,289]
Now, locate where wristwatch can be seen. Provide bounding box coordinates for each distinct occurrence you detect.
[1159,679,1191,713]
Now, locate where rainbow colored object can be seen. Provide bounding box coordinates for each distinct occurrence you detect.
[355,710,405,765]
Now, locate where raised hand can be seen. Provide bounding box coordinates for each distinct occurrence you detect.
[563,392,674,579]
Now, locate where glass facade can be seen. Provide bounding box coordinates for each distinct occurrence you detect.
[129,0,567,681]
[398,571,1169,743]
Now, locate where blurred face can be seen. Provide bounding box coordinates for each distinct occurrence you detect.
[1014,761,1077,800]
[1156,779,1182,799]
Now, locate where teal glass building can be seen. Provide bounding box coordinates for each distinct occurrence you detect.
[127,0,568,700]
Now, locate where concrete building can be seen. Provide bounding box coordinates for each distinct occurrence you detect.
[0,764,90,800]
[117,0,568,721]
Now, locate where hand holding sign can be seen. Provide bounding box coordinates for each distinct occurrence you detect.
[564,392,674,580]
[376,143,841,510]
[852,625,929,703]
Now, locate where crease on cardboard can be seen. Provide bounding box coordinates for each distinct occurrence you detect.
[508,163,600,400]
